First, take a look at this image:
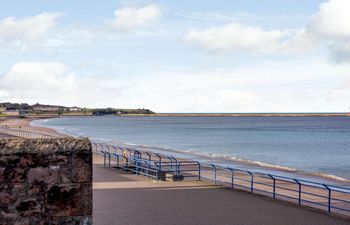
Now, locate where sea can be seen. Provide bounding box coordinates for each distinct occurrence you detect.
[31,115,350,183]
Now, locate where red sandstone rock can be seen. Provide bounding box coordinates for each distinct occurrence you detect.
[16,199,41,217]
[72,153,92,183]
[1,211,17,220]
[18,156,32,168]
[48,154,69,164]
[0,168,4,182]
[0,192,17,205]
[10,168,26,184]
[0,138,92,225]
[28,167,59,184]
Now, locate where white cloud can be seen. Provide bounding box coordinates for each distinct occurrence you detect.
[0,13,61,42]
[184,0,350,62]
[0,62,128,107]
[110,5,161,31]
[306,0,350,62]
[308,0,350,39]
[0,60,349,112]
[184,22,289,54]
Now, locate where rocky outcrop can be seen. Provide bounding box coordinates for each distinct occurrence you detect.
[0,138,92,225]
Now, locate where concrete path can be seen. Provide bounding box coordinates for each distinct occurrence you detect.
[0,133,15,138]
[92,154,350,225]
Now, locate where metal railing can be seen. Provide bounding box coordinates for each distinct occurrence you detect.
[93,142,350,217]
[2,127,349,217]
[93,142,201,181]
[0,127,59,139]
[200,164,350,216]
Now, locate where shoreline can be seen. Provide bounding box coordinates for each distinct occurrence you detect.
[0,116,67,137]
[2,116,349,186]
[101,138,350,186]
[152,113,349,117]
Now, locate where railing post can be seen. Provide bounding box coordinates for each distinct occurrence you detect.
[172,157,178,174]
[108,153,111,168]
[197,162,201,181]
[323,184,331,213]
[210,164,217,185]
[227,168,234,189]
[156,164,160,181]
[155,154,162,171]
[135,159,139,175]
[102,152,106,167]
[268,174,276,199]
[115,154,119,167]
[247,171,254,193]
[294,179,302,206]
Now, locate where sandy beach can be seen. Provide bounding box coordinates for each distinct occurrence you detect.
[1,116,349,223]
[0,116,67,137]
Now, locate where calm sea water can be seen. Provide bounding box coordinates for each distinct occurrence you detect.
[32,116,350,180]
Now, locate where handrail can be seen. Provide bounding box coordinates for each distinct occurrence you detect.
[93,142,350,216]
[0,127,60,139]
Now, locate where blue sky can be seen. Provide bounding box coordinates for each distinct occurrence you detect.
[0,0,349,112]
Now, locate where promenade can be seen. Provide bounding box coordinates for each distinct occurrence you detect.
[92,154,349,225]
[0,133,14,138]
[0,120,349,225]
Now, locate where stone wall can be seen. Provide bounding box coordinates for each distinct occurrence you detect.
[0,138,92,225]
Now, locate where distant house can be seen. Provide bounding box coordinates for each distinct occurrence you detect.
[0,107,5,113]
[3,110,20,116]
[33,106,59,112]
[19,109,26,117]
[69,107,81,111]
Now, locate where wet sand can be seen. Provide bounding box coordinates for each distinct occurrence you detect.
[93,154,349,225]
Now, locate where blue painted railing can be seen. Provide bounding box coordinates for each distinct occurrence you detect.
[92,142,350,216]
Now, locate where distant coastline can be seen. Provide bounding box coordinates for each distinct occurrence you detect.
[30,115,350,185]
[146,113,349,117]
[2,102,348,118]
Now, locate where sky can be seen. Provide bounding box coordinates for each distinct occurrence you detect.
[0,0,349,113]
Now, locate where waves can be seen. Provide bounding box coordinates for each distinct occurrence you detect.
[31,116,350,184]
[92,137,348,183]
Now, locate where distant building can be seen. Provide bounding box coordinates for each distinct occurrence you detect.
[19,109,26,117]
[69,107,81,111]
[0,107,5,113]
[32,106,59,112]
[3,110,20,116]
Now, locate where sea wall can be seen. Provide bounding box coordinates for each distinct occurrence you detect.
[0,138,92,225]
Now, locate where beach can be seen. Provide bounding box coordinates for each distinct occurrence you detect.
[1,116,350,224]
[0,118,347,221]
[30,115,350,183]
[0,116,67,137]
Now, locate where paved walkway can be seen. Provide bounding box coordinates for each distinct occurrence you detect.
[0,133,15,138]
[92,154,350,225]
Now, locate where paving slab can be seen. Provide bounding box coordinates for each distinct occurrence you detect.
[92,154,350,225]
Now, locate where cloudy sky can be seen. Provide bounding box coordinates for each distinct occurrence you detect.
[0,0,349,112]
